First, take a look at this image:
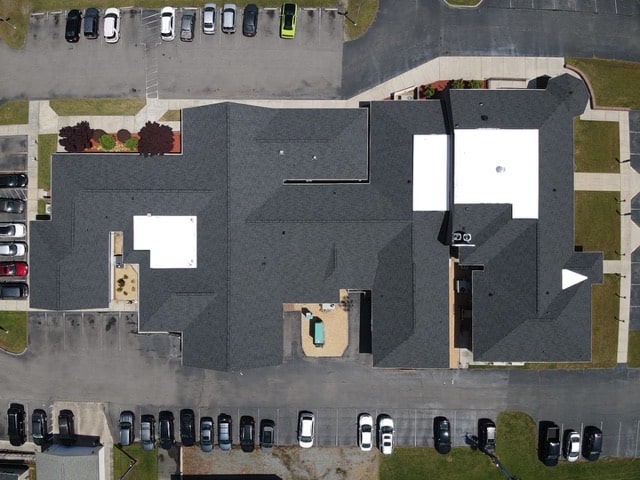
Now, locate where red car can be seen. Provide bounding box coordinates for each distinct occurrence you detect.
[0,262,28,277]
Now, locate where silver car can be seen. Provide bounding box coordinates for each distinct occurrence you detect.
[0,243,26,257]
[203,3,216,34]
[119,410,135,446]
[200,416,214,452]
[141,414,155,451]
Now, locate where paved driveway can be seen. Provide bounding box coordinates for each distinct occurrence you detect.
[1,7,343,101]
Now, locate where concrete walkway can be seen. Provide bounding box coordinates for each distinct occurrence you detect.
[0,54,634,363]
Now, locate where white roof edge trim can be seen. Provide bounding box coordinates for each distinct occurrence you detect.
[413,134,450,212]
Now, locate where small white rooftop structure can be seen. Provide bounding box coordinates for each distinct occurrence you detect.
[562,269,588,290]
[413,134,450,211]
[134,215,197,269]
[453,129,539,219]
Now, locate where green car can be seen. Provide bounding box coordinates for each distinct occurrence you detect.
[280,3,297,39]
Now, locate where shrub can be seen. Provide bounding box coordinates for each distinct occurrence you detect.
[125,137,139,151]
[471,79,485,89]
[92,129,106,141]
[59,121,94,153]
[421,84,436,98]
[100,134,116,150]
[452,78,466,89]
[137,121,174,157]
[117,129,131,142]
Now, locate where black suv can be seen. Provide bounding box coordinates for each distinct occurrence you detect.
[58,409,76,445]
[260,419,275,451]
[240,415,255,452]
[478,418,496,454]
[433,416,451,454]
[83,8,99,39]
[582,426,603,461]
[538,421,560,467]
[159,410,175,449]
[65,9,82,43]
[180,409,196,446]
[32,409,50,446]
[7,403,26,446]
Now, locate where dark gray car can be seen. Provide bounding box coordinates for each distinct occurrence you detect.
[119,410,135,446]
[180,11,196,42]
[0,198,25,214]
[84,8,100,39]
[200,416,214,452]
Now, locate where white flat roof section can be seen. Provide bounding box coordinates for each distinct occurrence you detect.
[453,129,539,219]
[413,134,450,212]
[133,215,197,269]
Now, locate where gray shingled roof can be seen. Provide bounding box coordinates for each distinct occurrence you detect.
[35,445,102,480]
[29,74,601,369]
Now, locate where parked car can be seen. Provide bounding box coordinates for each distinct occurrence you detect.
[202,3,216,34]
[180,10,196,42]
[0,282,28,299]
[159,410,175,449]
[180,408,196,446]
[0,198,25,214]
[7,403,26,447]
[358,413,373,452]
[0,262,28,277]
[298,411,314,448]
[83,8,100,38]
[141,414,156,451]
[218,413,232,451]
[200,416,214,452]
[433,416,452,454]
[161,6,176,41]
[0,243,27,257]
[32,408,50,446]
[221,4,237,33]
[582,425,603,461]
[119,410,135,446]
[0,174,28,188]
[58,409,76,445]
[103,8,121,43]
[242,4,258,37]
[280,3,297,39]
[562,429,580,463]
[65,9,82,43]
[377,414,394,455]
[260,419,275,451]
[538,421,560,467]
[478,418,496,454]
[0,224,26,238]
[240,415,255,452]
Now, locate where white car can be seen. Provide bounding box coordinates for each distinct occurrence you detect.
[378,415,394,455]
[221,3,236,33]
[297,411,314,448]
[0,243,27,257]
[160,6,176,41]
[0,224,26,239]
[103,8,121,43]
[203,3,217,34]
[563,430,580,462]
[358,413,373,452]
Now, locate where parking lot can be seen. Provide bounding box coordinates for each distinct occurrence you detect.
[0,136,28,224]
[11,7,344,101]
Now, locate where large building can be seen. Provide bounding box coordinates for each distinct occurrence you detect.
[30,73,602,370]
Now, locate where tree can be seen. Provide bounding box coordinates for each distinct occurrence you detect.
[137,121,174,157]
[59,121,94,153]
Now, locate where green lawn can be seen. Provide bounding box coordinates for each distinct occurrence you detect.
[0,311,29,354]
[381,412,640,479]
[113,444,157,480]
[628,331,640,368]
[49,98,146,116]
[38,134,57,191]
[574,119,620,173]
[0,100,29,125]
[575,191,620,260]
[445,0,482,5]
[566,58,640,109]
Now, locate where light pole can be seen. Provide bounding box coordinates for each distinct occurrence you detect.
[0,16,17,30]
[337,10,357,26]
